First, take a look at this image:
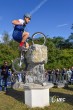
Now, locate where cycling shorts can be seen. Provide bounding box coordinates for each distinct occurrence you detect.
[12,30,23,43]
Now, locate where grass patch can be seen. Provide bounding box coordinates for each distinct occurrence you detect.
[0,85,73,110]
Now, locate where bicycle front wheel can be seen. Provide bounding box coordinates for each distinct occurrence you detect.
[32,32,46,45]
[12,58,27,73]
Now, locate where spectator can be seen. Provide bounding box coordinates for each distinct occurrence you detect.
[62,68,67,81]
[48,69,52,82]
[70,66,73,84]
[22,72,26,83]
[52,69,56,83]
[71,66,73,77]
[55,68,60,82]
[18,73,22,82]
[0,61,12,91]
[67,68,72,82]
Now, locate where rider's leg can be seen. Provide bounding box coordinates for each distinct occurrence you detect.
[19,32,29,47]
[25,42,29,49]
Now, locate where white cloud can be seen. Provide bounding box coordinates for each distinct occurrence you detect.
[30,0,48,15]
[57,24,68,27]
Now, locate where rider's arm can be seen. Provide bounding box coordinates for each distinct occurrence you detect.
[12,19,24,25]
[12,20,22,25]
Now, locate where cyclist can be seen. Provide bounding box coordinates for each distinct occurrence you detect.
[12,13,31,50]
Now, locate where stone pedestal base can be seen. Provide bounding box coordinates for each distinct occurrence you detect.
[24,83,54,108]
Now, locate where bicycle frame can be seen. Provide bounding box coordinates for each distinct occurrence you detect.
[19,52,24,67]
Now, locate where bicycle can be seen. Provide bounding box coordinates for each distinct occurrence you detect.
[12,32,46,73]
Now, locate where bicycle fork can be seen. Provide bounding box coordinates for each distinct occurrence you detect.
[19,52,24,67]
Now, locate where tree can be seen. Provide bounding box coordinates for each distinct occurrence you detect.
[2,32,10,45]
[0,43,19,65]
[52,36,65,49]
[68,24,73,41]
[67,24,73,48]
[9,39,19,49]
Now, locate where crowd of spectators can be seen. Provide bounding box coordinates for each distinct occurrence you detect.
[45,67,73,84]
[0,61,73,92]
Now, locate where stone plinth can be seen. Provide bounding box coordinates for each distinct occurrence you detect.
[24,83,54,108]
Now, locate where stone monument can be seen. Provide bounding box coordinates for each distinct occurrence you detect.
[24,44,54,107]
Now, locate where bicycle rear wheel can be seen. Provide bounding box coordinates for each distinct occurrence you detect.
[32,32,46,45]
[12,58,27,73]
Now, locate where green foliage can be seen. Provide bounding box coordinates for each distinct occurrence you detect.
[45,37,73,69]
[0,42,19,65]
[0,32,73,69]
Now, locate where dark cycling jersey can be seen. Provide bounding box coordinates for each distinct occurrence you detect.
[12,19,26,42]
[14,25,26,32]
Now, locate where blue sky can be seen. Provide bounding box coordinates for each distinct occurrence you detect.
[0,0,73,41]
